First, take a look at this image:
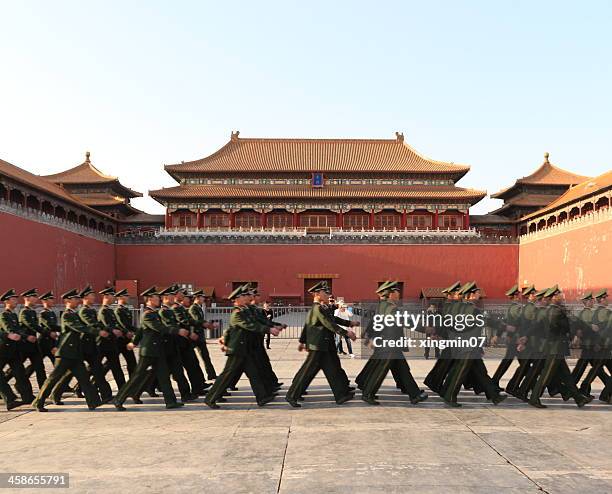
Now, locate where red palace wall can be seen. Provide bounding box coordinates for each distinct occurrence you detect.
[116,243,519,301]
[519,216,612,298]
[0,212,116,295]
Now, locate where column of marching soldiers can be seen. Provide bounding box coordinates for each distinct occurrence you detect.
[0,279,610,412]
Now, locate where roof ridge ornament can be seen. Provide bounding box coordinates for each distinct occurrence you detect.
[231,130,240,141]
[85,151,91,163]
[395,131,404,143]
[543,152,550,164]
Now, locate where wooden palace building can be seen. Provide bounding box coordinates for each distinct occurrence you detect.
[149,131,486,231]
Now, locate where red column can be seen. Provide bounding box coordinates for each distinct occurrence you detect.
[261,211,267,228]
[293,212,299,228]
[464,212,470,229]
[433,210,439,229]
[401,210,407,229]
[229,211,235,228]
[196,210,201,230]
[165,210,171,228]
[337,211,343,229]
[201,209,206,229]
[369,211,375,229]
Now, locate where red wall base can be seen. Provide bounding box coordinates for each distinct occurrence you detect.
[116,243,519,301]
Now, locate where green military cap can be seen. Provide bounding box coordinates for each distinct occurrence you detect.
[39,291,54,300]
[594,288,608,299]
[462,281,479,294]
[158,285,177,296]
[191,289,204,297]
[115,288,129,297]
[79,285,94,298]
[0,289,17,301]
[505,284,519,297]
[386,281,401,292]
[522,285,536,296]
[443,281,462,294]
[544,285,561,298]
[308,281,325,293]
[534,287,548,299]
[140,286,159,297]
[376,281,392,294]
[99,287,115,296]
[580,292,593,301]
[20,288,39,298]
[458,282,473,295]
[228,284,248,300]
[61,288,81,300]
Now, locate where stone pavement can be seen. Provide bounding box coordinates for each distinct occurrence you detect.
[1,339,611,494]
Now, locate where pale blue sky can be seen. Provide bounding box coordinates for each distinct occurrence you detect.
[1,1,611,214]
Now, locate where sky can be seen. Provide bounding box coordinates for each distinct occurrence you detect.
[1,1,611,214]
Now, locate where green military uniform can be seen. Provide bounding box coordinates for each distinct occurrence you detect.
[441,282,505,407]
[113,294,138,376]
[571,292,595,384]
[52,287,113,404]
[0,289,35,409]
[492,285,523,387]
[599,309,612,403]
[98,289,127,390]
[205,285,274,408]
[33,290,102,411]
[172,297,207,395]
[360,281,425,405]
[528,286,591,408]
[424,281,462,393]
[285,281,354,407]
[37,291,59,365]
[114,286,182,410]
[188,295,217,380]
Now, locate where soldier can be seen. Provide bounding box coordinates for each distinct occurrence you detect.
[156,286,196,402]
[441,282,506,407]
[578,289,611,396]
[285,281,357,408]
[37,291,59,367]
[528,286,592,408]
[204,284,281,409]
[173,289,208,395]
[113,288,138,377]
[113,287,183,410]
[0,289,35,410]
[491,284,522,389]
[188,289,217,381]
[32,289,103,412]
[98,287,127,390]
[423,281,462,394]
[571,292,595,385]
[51,286,113,405]
[360,281,427,405]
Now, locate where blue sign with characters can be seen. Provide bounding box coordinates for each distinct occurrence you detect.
[311,172,324,187]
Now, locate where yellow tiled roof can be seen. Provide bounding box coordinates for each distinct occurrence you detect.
[165,133,470,177]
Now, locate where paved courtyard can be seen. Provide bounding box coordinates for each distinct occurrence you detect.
[1,340,611,494]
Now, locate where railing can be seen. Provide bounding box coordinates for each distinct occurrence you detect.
[116,226,517,244]
[0,199,115,243]
[520,207,612,243]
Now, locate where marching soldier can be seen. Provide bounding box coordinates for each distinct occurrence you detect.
[113,288,138,377]
[173,289,208,395]
[98,287,127,390]
[285,281,357,408]
[360,281,427,405]
[204,284,281,409]
[16,289,47,389]
[37,291,59,366]
[113,287,183,410]
[441,282,506,407]
[491,284,522,389]
[32,289,104,412]
[157,286,196,402]
[0,289,35,410]
[423,281,462,394]
[571,292,595,385]
[528,286,592,408]
[188,289,217,381]
[51,286,113,405]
